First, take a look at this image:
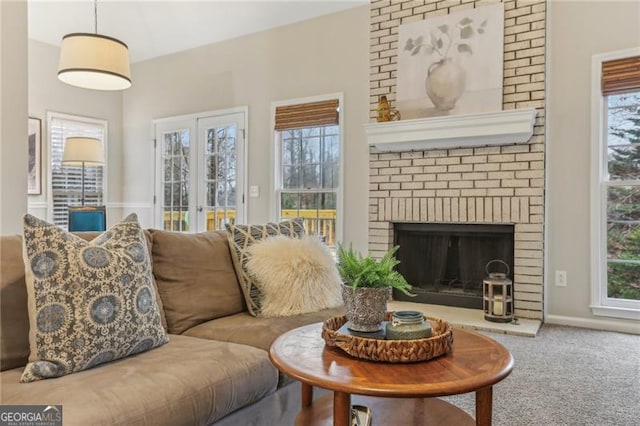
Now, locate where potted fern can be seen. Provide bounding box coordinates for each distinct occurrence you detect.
[336,245,413,332]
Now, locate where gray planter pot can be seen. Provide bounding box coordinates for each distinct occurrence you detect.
[341,284,392,332]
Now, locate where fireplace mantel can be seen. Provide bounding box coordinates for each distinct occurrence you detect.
[364,108,538,152]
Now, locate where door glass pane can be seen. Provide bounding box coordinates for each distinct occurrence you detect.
[162,130,190,231]
[206,129,216,154]
[227,157,236,181]
[207,182,216,207]
[204,123,237,231]
[206,156,217,181]
[228,180,237,206]
[216,182,226,208]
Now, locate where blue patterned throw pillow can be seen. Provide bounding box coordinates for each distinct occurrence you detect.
[21,213,168,383]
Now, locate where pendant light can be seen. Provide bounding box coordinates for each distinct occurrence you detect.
[58,0,131,91]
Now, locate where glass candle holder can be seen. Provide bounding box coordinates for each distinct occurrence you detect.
[385,310,432,340]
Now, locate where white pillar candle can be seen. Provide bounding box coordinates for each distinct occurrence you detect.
[493,295,503,316]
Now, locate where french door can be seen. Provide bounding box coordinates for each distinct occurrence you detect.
[154,109,246,232]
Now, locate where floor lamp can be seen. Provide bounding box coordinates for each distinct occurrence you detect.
[62,137,104,206]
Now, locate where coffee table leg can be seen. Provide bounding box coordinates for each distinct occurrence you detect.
[333,391,351,426]
[301,383,313,407]
[475,386,493,426]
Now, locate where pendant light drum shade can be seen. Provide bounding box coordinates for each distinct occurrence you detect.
[58,33,131,91]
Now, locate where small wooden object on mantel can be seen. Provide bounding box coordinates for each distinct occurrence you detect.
[376,95,401,122]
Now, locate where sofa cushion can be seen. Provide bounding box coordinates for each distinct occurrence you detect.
[182,306,344,352]
[225,218,306,316]
[0,235,30,372]
[246,235,342,317]
[21,213,168,382]
[0,334,278,425]
[149,229,245,334]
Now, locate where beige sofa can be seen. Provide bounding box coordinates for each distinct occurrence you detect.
[0,229,342,425]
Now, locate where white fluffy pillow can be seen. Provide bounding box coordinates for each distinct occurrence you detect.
[245,235,342,317]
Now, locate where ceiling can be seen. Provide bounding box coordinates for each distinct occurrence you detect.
[28,0,368,63]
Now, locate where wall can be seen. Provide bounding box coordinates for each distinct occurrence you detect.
[0,0,28,235]
[368,0,546,320]
[546,1,640,332]
[27,40,124,226]
[122,6,370,251]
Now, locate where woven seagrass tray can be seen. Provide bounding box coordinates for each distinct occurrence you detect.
[321,312,454,363]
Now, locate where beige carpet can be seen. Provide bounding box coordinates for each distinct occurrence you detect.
[443,324,640,426]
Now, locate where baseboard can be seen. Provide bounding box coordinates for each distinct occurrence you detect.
[545,314,640,335]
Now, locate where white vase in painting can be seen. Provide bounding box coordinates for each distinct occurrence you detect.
[397,3,505,118]
[425,58,466,111]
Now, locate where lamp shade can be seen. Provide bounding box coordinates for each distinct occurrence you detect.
[62,137,104,166]
[58,33,131,91]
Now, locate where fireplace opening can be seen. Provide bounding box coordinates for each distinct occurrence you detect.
[393,223,514,309]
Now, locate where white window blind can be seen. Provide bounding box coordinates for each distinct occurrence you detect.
[50,116,105,227]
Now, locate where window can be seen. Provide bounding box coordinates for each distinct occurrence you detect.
[591,50,640,320]
[48,113,106,228]
[274,96,342,248]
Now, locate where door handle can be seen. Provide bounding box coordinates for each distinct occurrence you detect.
[197,206,203,212]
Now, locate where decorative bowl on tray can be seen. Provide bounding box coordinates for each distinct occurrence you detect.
[321,312,453,363]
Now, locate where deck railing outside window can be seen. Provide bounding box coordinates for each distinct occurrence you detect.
[163,209,337,246]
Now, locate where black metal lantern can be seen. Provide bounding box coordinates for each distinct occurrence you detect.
[483,260,514,323]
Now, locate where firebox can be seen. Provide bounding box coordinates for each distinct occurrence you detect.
[393,223,514,310]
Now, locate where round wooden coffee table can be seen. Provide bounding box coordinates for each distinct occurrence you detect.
[269,323,513,426]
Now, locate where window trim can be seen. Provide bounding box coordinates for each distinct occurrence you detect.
[590,47,640,320]
[46,111,108,225]
[271,93,344,245]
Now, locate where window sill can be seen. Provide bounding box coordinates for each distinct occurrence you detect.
[590,304,640,321]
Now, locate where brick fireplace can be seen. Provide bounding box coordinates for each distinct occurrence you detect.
[368,0,546,320]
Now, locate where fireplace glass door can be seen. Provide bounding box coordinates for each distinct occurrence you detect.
[393,223,514,309]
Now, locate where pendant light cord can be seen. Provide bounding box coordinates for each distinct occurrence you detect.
[94,0,98,34]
